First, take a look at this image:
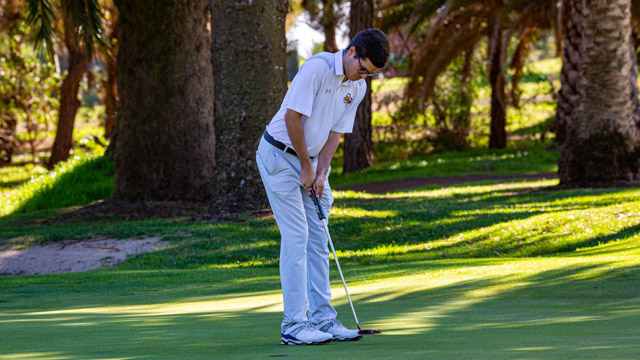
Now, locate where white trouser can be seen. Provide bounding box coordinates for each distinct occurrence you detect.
[256,136,337,330]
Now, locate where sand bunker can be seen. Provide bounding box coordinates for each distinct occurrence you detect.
[0,237,168,276]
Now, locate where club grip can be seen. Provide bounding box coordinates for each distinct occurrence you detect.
[310,188,326,220]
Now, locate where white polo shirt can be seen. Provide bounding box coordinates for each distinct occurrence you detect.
[265,51,366,157]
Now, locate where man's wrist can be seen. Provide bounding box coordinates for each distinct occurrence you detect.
[316,168,328,178]
[301,159,314,171]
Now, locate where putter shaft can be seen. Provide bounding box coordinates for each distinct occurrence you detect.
[311,189,361,330]
[320,217,361,330]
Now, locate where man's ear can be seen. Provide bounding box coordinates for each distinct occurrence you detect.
[348,46,356,57]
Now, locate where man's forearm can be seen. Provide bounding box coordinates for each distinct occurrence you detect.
[284,109,313,170]
[316,131,341,178]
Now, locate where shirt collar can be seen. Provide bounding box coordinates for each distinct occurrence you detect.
[334,51,344,77]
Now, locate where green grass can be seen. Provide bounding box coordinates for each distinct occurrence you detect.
[0,238,638,359]
[330,148,558,188]
[3,177,640,269]
[524,57,561,76]
[1,153,113,216]
[371,76,409,93]
[2,164,640,359]
[0,163,47,194]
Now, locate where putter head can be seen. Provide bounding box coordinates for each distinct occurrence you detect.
[358,329,382,335]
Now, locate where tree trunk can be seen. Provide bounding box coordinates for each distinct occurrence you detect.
[210,0,289,211]
[510,27,536,109]
[555,0,581,144]
[322,0,339,52]
[103,52,117,139]
[47,12,88,169]
[0,9,20,164]
[113,0,216,201]
[558,0,640,184]
[488,17,507,149]
[0,117,16,165]
[343,0,374,173]
[454,46,474,148]
[103,8,120,140]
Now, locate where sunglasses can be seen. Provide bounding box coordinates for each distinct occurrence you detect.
[356,56,379,77]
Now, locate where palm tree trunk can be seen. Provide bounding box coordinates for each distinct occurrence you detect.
[555,0,581,144]
[343,0,374,173]
[48,12,88,168]
[558,0,640,184]
[113,0,216,201]
[210,0,289,211]
[488,16,507,149]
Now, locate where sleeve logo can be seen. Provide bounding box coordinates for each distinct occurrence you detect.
[343,93,353,104]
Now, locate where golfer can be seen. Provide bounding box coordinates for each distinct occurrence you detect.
[256,28,390,345]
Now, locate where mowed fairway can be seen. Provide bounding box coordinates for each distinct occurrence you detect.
[1,179,640,359]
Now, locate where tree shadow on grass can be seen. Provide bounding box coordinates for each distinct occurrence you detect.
[109,182,640,270]
[3,179,639,271]
[0,259,638,359]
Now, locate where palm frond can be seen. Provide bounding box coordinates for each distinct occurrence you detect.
[61,0,108,58]
[25,0,56,56]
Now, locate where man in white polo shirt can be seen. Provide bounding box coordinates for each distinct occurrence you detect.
[256,29,390,345]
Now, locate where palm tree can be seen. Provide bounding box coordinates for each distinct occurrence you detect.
[559,0,640,144]
[25,0,107,168]
[555,0,580,144]
[558,0,640,184]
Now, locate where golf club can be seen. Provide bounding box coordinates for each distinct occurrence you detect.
[311,188,382,335]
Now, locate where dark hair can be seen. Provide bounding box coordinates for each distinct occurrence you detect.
[346,28,390,68]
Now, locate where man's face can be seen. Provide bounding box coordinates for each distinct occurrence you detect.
[345,47,380,81]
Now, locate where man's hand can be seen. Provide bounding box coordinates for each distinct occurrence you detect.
[300,165,316,197]
[313,131,340,199]
[313,171,326,199]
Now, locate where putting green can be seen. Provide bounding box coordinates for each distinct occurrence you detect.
[1,238,639,359]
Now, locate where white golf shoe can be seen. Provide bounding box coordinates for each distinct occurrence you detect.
[314,319,363,341]
[280,321,333,345]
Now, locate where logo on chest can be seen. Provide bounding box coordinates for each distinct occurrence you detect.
[343,93,353,104]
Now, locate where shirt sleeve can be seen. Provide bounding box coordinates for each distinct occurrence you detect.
[286,59,326,117]
[332,81,367,134]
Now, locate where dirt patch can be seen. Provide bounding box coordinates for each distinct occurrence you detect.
[0,237,168,276]
[335,172,558,194]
